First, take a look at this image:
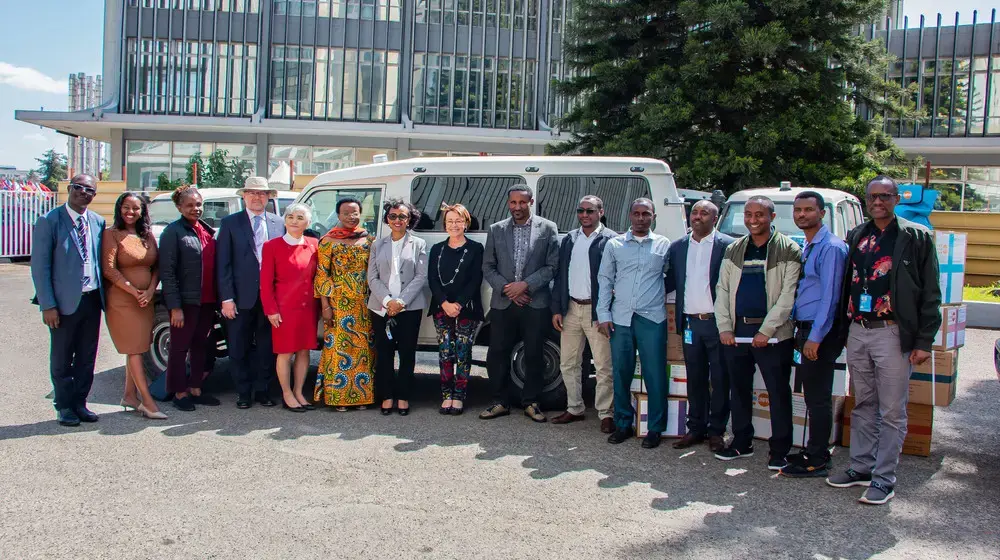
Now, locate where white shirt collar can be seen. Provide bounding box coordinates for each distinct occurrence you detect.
[65,205,87,223]
[690,229,716,245]
[246,207,266,219]
[574,223,604,240]
[283,233,304,245]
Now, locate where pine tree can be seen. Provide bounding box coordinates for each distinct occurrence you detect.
[553,0,915,196]
[34,149,68,190]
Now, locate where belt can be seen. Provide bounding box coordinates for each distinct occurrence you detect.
[685,313,714,320]
[794,320,813,329]
[739,317,765,325]
[571,298,592,305]
[855,317,896,329]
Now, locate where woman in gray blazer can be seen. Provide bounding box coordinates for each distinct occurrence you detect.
[367,199,428,416]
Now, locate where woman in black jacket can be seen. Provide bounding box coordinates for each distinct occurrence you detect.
[158,185,220,412]
[428,203,484,415]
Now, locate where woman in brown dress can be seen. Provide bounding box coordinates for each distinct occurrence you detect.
[102,192,167,419]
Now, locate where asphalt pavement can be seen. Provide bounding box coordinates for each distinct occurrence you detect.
[1,262,997,559]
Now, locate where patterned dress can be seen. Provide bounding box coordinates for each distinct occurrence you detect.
[314,235,376,407]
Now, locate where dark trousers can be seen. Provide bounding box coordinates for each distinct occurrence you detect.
[226,298,274,396]
[681,315,730,437]
[486,305,550,407]
[611,314,667,432]
[725,321,795,456]
[166,304,216,394]
[48,290,102,410]
[371,309,421,401]
[794,322,842,460]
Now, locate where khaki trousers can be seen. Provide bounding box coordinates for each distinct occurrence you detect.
[559,301,614,418]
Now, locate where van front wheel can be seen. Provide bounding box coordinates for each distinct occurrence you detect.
[509,339,566,410]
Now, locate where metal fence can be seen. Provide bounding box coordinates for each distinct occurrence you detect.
[0,191,58,258]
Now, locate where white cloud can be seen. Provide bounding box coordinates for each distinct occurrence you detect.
[0,62,65,94]
[23,132,48,142]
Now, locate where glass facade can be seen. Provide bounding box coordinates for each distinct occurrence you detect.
[411,55,535,128]
[129,0,261,11]
[275,0,402,20]
[267,145,397,174]
[124,39,258,115]
[125,140,257,190]
[889,164,1000,212]
[269,46,401,121]
[414,0,538,30]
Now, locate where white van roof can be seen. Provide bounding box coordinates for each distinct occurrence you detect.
[150,188,297,200]
[305,156,673,189]
[726,187,859,204]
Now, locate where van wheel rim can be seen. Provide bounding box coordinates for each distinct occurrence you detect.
[151,322,170,376]
[510,340,562,392]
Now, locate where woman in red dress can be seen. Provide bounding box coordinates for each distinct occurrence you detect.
[260,203,320,412]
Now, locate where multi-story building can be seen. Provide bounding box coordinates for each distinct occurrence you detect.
[68,73,109,177]
[17,0,575,190]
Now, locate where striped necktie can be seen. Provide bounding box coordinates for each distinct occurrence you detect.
[76,215,91,286]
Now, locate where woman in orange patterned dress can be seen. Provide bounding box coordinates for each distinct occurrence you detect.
[314,197,376,411]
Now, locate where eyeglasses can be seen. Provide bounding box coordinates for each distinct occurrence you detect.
[576,208,597,215]
[867,193,896,203]
[388,213,409,221]
[70,183,96,195]
[445,220,466,226]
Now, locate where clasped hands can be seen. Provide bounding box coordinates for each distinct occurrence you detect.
[502,281,531,306]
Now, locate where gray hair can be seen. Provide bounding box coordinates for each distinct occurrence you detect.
[283,202,313,221]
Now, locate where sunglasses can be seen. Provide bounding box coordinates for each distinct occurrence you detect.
[576,208,597,215]
[866,193,896,202]
[388,213,410,221]
[70,183,97,195]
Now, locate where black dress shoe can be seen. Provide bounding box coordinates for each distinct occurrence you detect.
[382,406,394,416]
[301,403,316,411]
[439,406,451,415]
[397,407,409,416]
[255,392,276,407]
[642,432,662,449]
[74,406,99,423]
[607,429,632,444]
[282,402,306,413]
[172,396,195,412]
[56,408,81,427]
[191,394,221,406]
[236,393,252,409]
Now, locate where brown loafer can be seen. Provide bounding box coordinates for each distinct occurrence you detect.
[672,432,706,449]
[600,417,615,434]
[708,435,725,453]
[551,411,585,424]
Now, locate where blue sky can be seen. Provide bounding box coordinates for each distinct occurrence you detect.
[0,0,995,171]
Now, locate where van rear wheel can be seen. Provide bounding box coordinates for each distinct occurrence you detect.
[143,306,172,400]
[509,339,566,410]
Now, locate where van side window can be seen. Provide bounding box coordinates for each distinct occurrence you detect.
[536,176,652,233]
[835,203,848,237]
[300,188,383,237]
[410,176,525,231]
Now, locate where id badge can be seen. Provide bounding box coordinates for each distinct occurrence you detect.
[793,349,802,365]
[859,293,873,313]
[684,329,693,345]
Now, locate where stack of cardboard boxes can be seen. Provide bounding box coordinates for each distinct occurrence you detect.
[631,302,689,437]
[842,230,967,457]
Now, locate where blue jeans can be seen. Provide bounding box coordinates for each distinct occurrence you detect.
[611,314,667,432]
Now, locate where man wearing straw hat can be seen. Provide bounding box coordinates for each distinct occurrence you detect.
[217,176,285,409]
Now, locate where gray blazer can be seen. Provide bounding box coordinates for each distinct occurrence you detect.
[31,205,106,315]
[482,215,559,310]
[366,232,429,313]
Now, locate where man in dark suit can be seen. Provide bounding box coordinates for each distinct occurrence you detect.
[480,184,559,422]
[216,176,285,409]
[31,174,106,427]
[664,200,734,452]
[550,195,618,433]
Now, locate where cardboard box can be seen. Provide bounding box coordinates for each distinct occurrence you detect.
[792,347,850,396]
[632,393,687,437]
[842,396,933,457]
[667,333,684,362]
[667,362,687,397]
[666,303,678,335]
[933,304,967,351]
[935,231,966,305]
[751,390,845,447]
[909,350,959,406]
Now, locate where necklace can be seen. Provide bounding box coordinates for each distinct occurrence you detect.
[437,246,468,286]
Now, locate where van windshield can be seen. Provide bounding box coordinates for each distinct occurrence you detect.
[718,201,833,240]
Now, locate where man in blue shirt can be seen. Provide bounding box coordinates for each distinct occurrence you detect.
[781,191,848,478]
[597,198,671,449]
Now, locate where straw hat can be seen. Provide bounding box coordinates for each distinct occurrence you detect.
[236,176,277,196]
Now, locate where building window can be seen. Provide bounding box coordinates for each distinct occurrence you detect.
[536,176,651,232]
[128,0,261,12]
[125,140,256,190]
[412,55,534,129]
[410,176,525,231]
[277,0,401,20]
[268,146,397,175]
[891,164,1000,212]
[124,38,256,116]
[270,45,400,122]
[416,0,535,29]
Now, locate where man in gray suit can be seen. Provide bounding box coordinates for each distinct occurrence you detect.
[31,174,106,427]
[480,184,559,422]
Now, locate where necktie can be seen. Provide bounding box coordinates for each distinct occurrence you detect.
[253,215,265,261]
[77,215,91,286]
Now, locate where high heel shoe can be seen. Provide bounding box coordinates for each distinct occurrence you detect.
[137,403,168,420]
[381,400,394,415]
[283,402,306,413]
[120,398,139,412]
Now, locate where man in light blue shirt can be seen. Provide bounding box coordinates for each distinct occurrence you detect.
[597,198,670,449]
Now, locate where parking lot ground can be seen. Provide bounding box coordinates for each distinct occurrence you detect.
[1,263,998,559]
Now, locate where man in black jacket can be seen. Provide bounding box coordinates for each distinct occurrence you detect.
[826,176,942,506]
[550,196,618,432]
